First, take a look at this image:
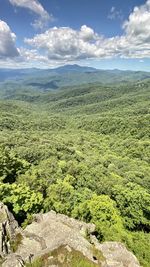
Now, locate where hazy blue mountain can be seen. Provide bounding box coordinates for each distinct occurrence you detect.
[0,64,150,82]
[0,65,97,82]
[0,65,150,95]
[51,64,97,73]
[0,68,44,82]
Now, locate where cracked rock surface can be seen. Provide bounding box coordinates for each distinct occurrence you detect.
[0,203,141,267]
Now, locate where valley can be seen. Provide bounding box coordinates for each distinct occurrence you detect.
[0,66,150,266]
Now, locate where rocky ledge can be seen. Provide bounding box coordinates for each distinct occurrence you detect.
[0,202,141,267]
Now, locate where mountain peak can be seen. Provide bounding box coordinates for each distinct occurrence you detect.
[54,64,97,73]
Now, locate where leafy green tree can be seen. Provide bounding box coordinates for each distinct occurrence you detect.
[0,147,30,183]
[0,182,43,223]
[112,183,150,231]
[0,79,150,266]
[44,179,75,215]
[123,231,150,267]
[73,194,124,241]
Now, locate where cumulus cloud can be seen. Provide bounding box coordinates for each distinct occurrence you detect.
[123,0,150,44]
[79,25,96,41]
[0,20,19,58]
[120,0,150,58]
[9,0,54,29]
[19,47,49,63]
[25,25,107,61]
[25,0,150,61]
[1,0,150,67]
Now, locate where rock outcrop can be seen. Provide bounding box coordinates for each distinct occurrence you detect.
[91,236,140,267]
[0,202,18,257]
[99,242,140,267]
[0,203,141,267]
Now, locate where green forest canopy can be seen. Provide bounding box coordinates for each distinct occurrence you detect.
[0,79,150,266]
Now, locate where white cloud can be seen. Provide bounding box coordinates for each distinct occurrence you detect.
[108,6,123,20]
[123,0,150,44]
[0,47,68,69]
[79,25,96,41]
[9,0,48,17]
[1,0,150,68]
[120,0,150,58]
[19,47,49,63]
[25,0,150,61]
[9,0,54,29]
[0,20,19,58]
[25,25,108,61]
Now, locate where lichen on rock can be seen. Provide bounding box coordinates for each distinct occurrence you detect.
[0,203,141,267]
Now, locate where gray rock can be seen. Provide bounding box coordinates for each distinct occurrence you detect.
[0,202,18,257]
[0,204,141,267]
[91,236,140,267]
[16,210,96,263]
[2,254,24,267]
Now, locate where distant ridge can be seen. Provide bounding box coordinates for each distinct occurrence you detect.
[51,64,97,73]
[0,65,150,85]
[0,65,97,81]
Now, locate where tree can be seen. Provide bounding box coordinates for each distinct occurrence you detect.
[0,147,30,183]
[73,194,124,241]
[0,182,43,223]
[44,179,75,215]
[112,183,150,231]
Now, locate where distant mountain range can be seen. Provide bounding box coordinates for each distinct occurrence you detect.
[0,65,150,93]
[0,65,97,81]
[52,64,97,73]
[0,64,150,81]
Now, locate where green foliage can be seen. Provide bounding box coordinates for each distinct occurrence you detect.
[112,183,150,231]
[0,147,30,183]
[0,182,43,222]
[0,80,150,266]
[73,194,124,241]
[44,179,74,214]
[10,233,23,252]
[25,245,101,267]
[123,231,150,267]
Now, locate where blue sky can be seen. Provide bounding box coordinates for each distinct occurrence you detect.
[0,0,150,70]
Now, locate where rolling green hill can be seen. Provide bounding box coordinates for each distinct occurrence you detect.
[0,72,150,266]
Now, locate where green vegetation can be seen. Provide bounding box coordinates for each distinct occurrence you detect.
[25,245,101,267]
[10,233,23,252]
[0,78,150,266]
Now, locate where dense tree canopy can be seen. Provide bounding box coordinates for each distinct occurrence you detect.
[0,80,150,266]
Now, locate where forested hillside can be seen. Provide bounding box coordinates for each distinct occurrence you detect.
[0,78,150,266]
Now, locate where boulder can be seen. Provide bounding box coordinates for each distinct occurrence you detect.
[91,236,140,267]
[0,204,141,267]
[99,242,140,267]
[16,210,97,263]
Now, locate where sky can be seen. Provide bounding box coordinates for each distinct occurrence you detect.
[0,0,150,70]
